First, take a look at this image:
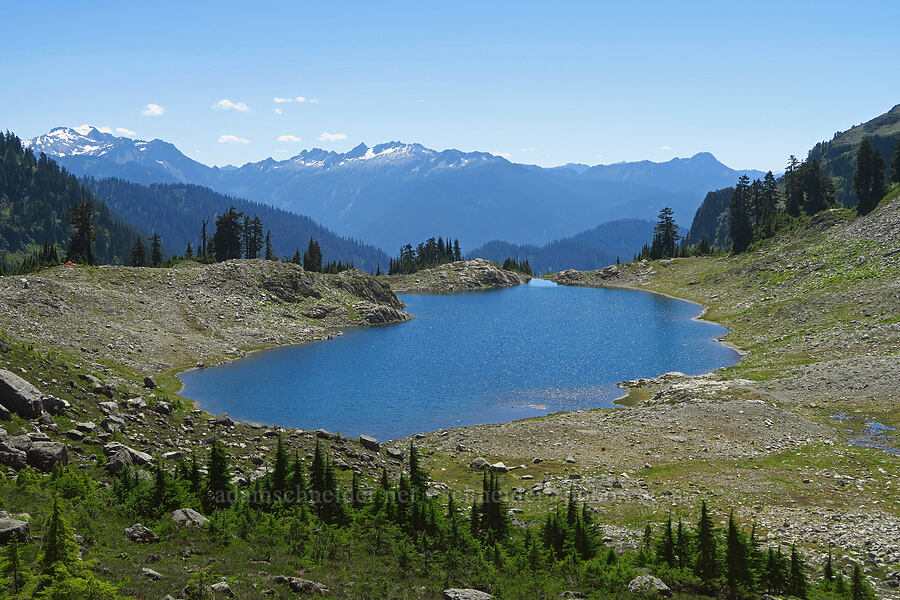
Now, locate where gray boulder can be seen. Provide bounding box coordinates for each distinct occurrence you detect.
[101,415,126,433]
[359,435,380,452]
[104,443,152,465]
[443,590,492,600]
[143,376,157,389]
[106,448,133,474]
[42,395,69,415]
[154,401,173,415]
[124,523,159,543]
[272,576,330,596]
[469,457,490,470]
[315,428,334,440]
[210,581,234,597]
[171,508,209,528]
[386,447,404,460]
[26,441,68,472]
[0,404,10,421]
[0,369,44,418]
[0,517,29,543]
[627,575,672,597]
[142,567,162,580]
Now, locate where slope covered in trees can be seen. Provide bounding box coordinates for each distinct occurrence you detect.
[84,178,389,272]
[806,103,900,207]
[470,219,654,274]
[0,133,141,268]
[684,187,734,248]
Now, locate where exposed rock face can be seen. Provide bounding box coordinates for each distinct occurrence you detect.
[124,523,159,543]
[628,575,672,597]
[0,517,29,543]
[272,576,330,596]
[171,508,209,528]
[443,589,492,600]
[385,259,527,293]
[0,369,45,418]
[334,269,405,309]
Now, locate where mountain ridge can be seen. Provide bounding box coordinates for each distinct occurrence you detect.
[27,126,767,250]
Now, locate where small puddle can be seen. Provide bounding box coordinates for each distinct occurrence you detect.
[832,413,899,454]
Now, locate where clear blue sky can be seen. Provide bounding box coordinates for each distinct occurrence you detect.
[3,1,898,171]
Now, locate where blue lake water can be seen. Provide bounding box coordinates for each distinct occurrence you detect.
[178,280,740,440]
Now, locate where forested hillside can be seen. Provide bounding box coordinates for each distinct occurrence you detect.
[0,132,140,267]
[807,104,900,207]
[84,178,390,272]
[469,219,654,274]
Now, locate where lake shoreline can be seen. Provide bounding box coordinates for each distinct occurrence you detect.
[175,278,740,440]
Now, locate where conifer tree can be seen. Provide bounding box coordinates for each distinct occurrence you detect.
[129,236,147,267]
[854,139,886,215]
[789,544,808,599]
[40,497,78,573]
[311,439,326,497]
[695,500,718,582]
[725,512,752,599]
[1,536,28,594]
[66,200,97,265]
[271,434,288,500]
[289,451,307,504]
[409,442,426,494]
[850,562,874,600]
[303,238,323,272]
[784,155,803,217]
[823,550,834,582]
[650,207,679,259]
[675,518,690,569]
[150,233,163,267]
[351,471,363,509]
[185,242,193,259]
[264,230,274,260]
[206,436,231,510]
[212,207,244,261]
[730,175,753,253]
[657,514,676,568]
[890,142,900,185]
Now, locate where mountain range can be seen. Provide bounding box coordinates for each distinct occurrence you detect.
[26,127,765,252]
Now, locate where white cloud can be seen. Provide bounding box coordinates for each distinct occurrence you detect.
[212,99,249,112]
[295,96,306,103]
[491,151,511,160]
[141,103,165,116]
[96,126,114,134]
[116,127,137,136]
[273,107,283,115]
[307,98,319,104]
[659,145,672,151]
[278,134,302,143]
[217,134,250,144]
[520,147,538,152]
[273,97,294,103]
[318,132,347,142]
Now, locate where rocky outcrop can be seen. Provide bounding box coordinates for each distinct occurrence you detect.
[0,369,45,418]
[385,259,527,293]
[0,260,411,374]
